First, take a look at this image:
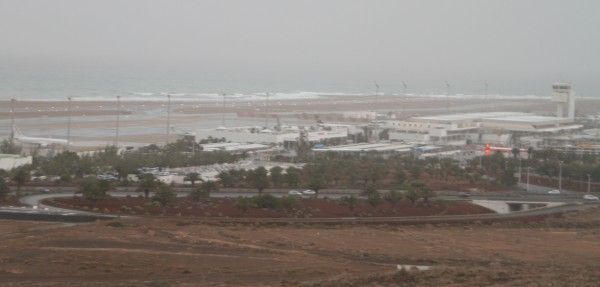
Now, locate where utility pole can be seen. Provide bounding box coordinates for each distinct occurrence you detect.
[9,98,16,142]
[166,94,171,145]
[115,95,121,147]
[558,161,563,192]
[587,174,592,194]
[67,97,72,148]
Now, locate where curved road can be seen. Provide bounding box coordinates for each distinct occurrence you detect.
[4,188,598,224]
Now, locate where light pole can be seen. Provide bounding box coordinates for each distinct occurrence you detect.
[9,98,16,142]
[445,81,450,113]
[264,92,269,128]
[115,95,121,147]
[558,161,563,192]
[165,94,171,145]
[587,174,591,194]
[518,158,522,185]
[526,166,530,192]
[221,93,226,128]
[67,97,72,148]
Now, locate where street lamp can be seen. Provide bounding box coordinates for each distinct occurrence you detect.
[526,166,530,193]
[67,97,72,148]
[9,98,16,142]
[166,94,171,145]
[115,95,121,147]
[558,161,563,192]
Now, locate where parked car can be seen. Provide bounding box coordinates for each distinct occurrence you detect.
[288,190,302,196]
[301,189,316,195]
[583,194,599,201]
[458,192,470,198]
[547,189,561,195]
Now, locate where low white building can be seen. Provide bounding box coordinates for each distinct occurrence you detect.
[194,126,348,146]
[0,154,32,171]
[387,110,581,146]
[313,142,414,155]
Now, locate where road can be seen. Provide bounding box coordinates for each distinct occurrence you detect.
[3,187,597,224]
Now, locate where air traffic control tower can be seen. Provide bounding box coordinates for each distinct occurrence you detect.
[551,82,575,119]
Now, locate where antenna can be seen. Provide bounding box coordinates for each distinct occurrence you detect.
[445,81,450,113]
[9,98,16,143]
[166,94,171,145]
[115,95,121,147]
[67,97,72,148]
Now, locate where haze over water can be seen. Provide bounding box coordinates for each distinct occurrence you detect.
[1,0,599,100]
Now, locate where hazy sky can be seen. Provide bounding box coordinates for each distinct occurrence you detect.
[1,0,599,96]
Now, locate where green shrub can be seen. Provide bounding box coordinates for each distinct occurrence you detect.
[367,191,381,207]
[279,196,297,210]
[385,189,403,206]
[235,197,255,212]
[254,194,279,209]
[341,195,358,210]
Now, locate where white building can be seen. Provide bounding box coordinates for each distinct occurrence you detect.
[552,82,575,119]
[194,126,348,146]
[0,154,32,171]
[385,84,582,146]
[313,142,414,155]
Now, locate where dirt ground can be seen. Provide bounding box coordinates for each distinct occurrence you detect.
[46,197,492,218]
[1,206,600,286]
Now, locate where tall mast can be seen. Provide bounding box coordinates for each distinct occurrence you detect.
[67,97,72,148]
[166,94,171,144]
[9,98,16,142]
[221,93,226,127]
[115,95,121,147]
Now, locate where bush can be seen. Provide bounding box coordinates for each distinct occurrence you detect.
[341,195,358,210]
[0,178,9,199]
[152,184,176,206]
[106,221,125,228]
[235,197,255,212]
[189,181,217,201]
[385,189,403,206]
[254,194,279,209]
[279,196,297,210]
[367,191,381,207]
[79,177,110,201]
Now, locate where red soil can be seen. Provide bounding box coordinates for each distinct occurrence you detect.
[45,196,492,218]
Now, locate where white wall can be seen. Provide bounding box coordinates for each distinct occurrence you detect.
[0,155,32,171]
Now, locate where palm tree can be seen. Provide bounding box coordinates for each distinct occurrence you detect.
[511,147,520,159]
[0,178,9,200]
[269,166,283,187]
[190,181,218,201]
[137,173,159,198]
[249,167,269,194]
[185,172,200,186]
[12,167,30,194]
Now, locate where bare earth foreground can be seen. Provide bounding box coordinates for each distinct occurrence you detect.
[1,207,600,286]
